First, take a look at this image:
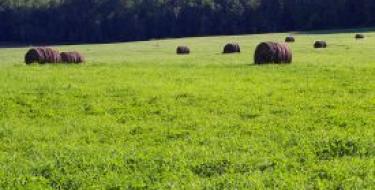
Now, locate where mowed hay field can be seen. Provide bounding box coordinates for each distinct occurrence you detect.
[0,31,375,189]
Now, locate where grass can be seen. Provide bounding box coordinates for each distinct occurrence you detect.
[0,31,374,189]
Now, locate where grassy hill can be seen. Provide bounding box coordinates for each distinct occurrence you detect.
[0,31,374,189]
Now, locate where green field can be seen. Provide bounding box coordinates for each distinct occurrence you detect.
[0,31,374,189]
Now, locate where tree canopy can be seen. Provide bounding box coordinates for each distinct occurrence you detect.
[1,0,374,43]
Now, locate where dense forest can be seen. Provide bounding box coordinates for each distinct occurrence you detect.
[1,0,375,43]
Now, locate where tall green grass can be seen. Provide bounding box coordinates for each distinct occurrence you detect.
[0,31,374,189]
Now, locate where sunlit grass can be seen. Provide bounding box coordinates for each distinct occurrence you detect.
[0,31,374,189]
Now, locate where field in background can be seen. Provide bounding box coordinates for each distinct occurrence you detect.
[0,31,374,189]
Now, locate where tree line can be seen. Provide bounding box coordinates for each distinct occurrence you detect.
[1,0,375,43]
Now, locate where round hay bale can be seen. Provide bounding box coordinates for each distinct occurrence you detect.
[355,34,365,39]
[285,36,295,43]
[25,48,45,64]
[60,52,85,64]
[44,47,61,64]
[314,41,327,48]
[176,46,190,55]
[254,42,292,64]
[25,47,61,64]
[223,43,240,53]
